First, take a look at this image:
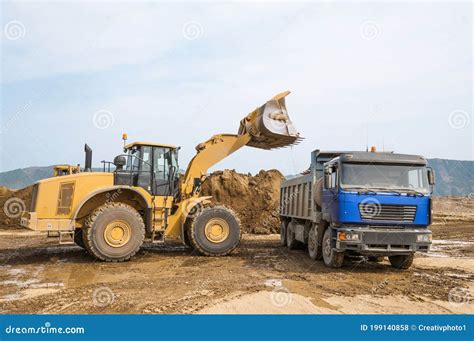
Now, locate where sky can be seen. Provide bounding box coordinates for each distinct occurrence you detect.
[0,1,472,175]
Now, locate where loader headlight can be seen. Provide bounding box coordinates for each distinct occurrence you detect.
[416,234,432,243]
[338,232,359,241]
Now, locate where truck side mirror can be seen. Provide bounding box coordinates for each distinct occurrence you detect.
[427,168,435,185]
[324,173,332,188]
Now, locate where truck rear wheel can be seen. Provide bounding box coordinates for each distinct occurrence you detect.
[388,254,414,269]
[83,203,145,262]
[308,225,322,260]
[280,221,288,246]
[286,221,301,250]
[187,206,241,256]
[322,228,344,268]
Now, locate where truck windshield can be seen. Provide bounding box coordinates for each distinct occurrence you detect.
[341,163,430,194]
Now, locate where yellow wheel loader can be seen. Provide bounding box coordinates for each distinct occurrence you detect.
[20,92,301,262]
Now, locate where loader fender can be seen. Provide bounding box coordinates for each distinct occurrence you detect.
[180,196,212,245]
[73,186,151,226]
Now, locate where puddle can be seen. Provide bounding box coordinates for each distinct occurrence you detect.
[264,279,282,287]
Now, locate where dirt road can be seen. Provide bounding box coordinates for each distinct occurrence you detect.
[0,224,472,314]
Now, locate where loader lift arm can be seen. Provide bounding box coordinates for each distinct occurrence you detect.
[182,91,301,197]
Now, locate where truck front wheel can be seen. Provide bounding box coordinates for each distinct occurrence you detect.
[322,228,344,268]
[388,254,414,269]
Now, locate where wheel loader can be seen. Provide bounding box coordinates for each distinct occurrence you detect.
[20,92,301,262]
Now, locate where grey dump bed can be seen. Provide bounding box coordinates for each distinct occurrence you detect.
[280,172,313,220]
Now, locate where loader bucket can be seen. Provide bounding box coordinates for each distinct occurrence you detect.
[238,91,302,149]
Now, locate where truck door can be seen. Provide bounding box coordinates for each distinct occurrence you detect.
[322,163,339,223]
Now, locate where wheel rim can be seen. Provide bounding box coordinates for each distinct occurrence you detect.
[103,220,132,248]
[323,232,331,258]
[204,218,230,244]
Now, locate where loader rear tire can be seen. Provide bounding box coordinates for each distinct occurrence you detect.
[186,205,241,256]
[83,203,145,262]
[389,254,414,269]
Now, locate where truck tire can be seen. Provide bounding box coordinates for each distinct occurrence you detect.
[308,225,322,260]
[83,202,145,262]
[74,229,85,249]
[322,228,344,268]
[186,205,241,256]
[280,221,288,246]
[286,221,301,250]
[388,254,414,269]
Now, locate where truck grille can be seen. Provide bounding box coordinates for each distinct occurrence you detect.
[359,203,416,223]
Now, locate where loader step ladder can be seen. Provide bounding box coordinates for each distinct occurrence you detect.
[151,207,168,244]
[59,231,75,245]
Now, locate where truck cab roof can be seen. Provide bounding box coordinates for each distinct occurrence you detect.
[313,150,427,166]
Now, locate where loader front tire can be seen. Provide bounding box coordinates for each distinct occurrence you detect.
[83,203,145,262]
[186,206,241,256]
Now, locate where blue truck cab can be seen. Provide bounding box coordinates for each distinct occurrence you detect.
[279,149,435,269]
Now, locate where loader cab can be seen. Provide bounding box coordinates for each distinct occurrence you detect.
[114,142,180,197]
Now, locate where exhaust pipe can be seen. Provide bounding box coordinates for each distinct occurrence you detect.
[84,144,92,172]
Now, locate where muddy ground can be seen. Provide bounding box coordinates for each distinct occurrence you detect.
[0,171,472,314]
[0,223,472,314]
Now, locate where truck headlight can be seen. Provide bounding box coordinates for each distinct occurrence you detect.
[416,234,432,242]
[338,232,359,241]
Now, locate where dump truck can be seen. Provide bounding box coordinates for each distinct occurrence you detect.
[21,92,301,262]
[279,149,435,269]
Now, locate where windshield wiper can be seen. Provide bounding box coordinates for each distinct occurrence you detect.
[342,186,377,195]
[400,188,425,196]
[369,187,402,196]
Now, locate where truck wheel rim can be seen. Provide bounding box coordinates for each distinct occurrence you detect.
[204,218,230,244]
[104,220,131,248]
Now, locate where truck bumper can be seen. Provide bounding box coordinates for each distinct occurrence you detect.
[334,227,432,255]
[20,212,74,232]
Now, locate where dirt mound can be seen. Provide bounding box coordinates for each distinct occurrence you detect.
[201,169,284,234]
[432,196,474,225]
[0,186,32,229]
